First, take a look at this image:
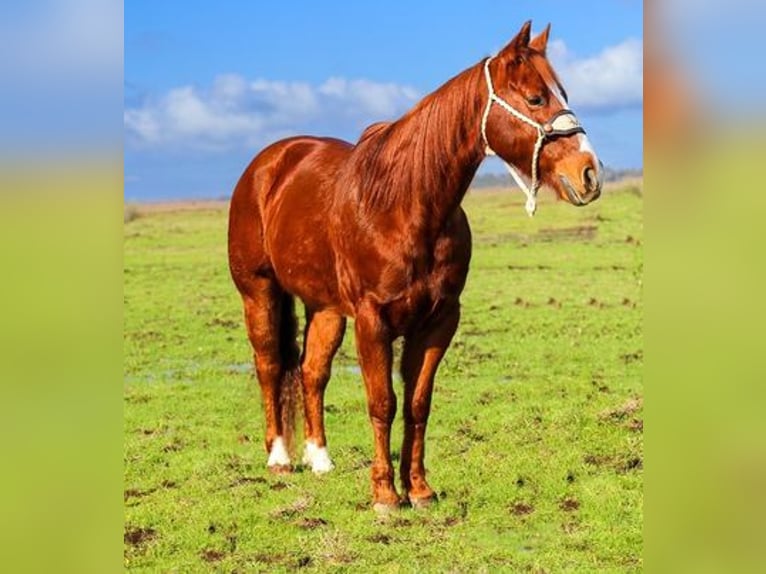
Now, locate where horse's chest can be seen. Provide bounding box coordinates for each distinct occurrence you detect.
[382,253,469,335]
[338,209,472,329]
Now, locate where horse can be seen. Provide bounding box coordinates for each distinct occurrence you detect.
[228,21,603,513]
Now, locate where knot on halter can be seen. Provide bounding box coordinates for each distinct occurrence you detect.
[480,56,585,217]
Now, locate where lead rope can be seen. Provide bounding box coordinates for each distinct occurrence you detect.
[481,57,546,217]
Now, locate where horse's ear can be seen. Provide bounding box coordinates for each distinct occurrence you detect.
[530,23,551,54]
[500,20,532,56]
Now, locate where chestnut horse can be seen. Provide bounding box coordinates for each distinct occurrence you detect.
[228,21,602,512]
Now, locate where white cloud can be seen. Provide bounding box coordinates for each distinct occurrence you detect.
[125,75,420,152]
[551,38,643,113]
[125,37,642,152]
[319,78,420,117]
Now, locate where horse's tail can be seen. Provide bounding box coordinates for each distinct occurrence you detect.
[278,292,302,459]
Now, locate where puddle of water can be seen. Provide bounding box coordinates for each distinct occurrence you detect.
[227,363,252,374]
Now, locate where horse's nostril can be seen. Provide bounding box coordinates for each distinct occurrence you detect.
[583,167,599,193]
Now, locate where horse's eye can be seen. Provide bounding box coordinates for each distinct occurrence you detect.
[526,95,545,107]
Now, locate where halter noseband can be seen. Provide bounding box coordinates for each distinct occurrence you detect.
[480,56,585,216]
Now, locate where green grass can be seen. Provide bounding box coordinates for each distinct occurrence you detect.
[124,185,643,572]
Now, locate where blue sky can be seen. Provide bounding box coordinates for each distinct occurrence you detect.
[125,1,643,201]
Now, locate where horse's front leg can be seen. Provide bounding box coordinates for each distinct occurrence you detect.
[354,301,399,512]
[400,301,460,508]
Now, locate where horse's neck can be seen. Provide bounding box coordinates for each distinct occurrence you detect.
[415,114,484,236]
[389,64,486,239]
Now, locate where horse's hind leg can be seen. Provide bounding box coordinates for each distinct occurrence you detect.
[300,308,346,473]
[400,301,460,508]
[240,278,300,472]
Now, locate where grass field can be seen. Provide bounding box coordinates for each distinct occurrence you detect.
[124,183,643,572]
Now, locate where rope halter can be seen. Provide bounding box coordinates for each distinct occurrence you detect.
[480,56,585,216]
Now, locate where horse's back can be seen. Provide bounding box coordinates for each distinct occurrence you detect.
[230,136,350,219]
[228,136,353,310]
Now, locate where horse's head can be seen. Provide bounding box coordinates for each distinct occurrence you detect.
[482,21,603,212]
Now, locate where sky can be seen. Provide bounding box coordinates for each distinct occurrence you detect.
[125,1,643,201]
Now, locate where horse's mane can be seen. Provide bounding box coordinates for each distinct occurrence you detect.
[358,121,391,143]
[342,62,485,214]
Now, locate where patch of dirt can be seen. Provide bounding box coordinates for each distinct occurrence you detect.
[456,422,486,443]
[162,439,184,453]
[443,516,462,528]
[476,391,496,405]
[124,393,151,404]
[559,498,580,512]
[510,502,535,516]
[229,476,267,488]
[247,552,292,567]
[207,317,239,330]
[627,418,644,432]
[507,264,552,271]
[562,521,580,535]
[457,499,469,519]
[593,264,628,271]
[129,330,163,342]
[225,455,251,472]
[124,487,156,501]
[600,397,643,421]
[270,496,313,519]
[349,456,372,471]
[124,526,156,546]
[297,556,313,568]
[584,452,643,474]
[391,517,412,528]
[270,480,289,491]
[591,379,610,393]
[584,453,612,467]
[200,548,226,562]
[620,350,643,365]
[547,296,562,308]
[538,225,598,242]
[587,297,608,309]
[237,434,251,443]
[367,533,392,545]
[443,516,461,527]
[297,517,328,530]
[315,532,357,565]
[618,457,643,473]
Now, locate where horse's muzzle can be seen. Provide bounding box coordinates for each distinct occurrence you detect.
[560,165,602,206]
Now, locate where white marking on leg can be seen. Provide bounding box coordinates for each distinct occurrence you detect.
[302,440,334,474]
[267,436,291,467]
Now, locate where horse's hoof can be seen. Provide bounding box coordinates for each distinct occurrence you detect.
[372,501,400,515]
[409,493,438,510]
[268,464,293,474]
